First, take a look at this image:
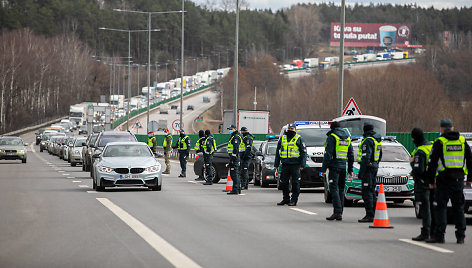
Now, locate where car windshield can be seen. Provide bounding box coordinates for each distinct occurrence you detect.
[353,144,410,162]
[103,145,152,157]
[296,128,331,147]
[98,135,136,147]
[0,138,23,146]
[88,135,98,146]
[266,143,278,155]
[335,117,386,137]
[75,138,87,146]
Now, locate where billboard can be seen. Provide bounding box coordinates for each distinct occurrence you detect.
[330,23,411,47]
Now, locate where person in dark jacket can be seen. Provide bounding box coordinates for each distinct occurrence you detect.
[173,129,191,178]
[425,119,472,244]
[274,123,307,206]
[321,122,354,221]
[358,123,382,223]
[410,128,435,241]
[240,127,254,190]
[202,129,217,185]
[227,124,243,195]
[195,130,206,181]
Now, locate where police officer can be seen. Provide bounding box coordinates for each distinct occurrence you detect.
[227,124,244,195]
[162,128,172,174]
[148,131,157,155]
[195,130,206,181]
[240,126,254,190]
[358,123,382,223]
[425,119,472,244]
[274,123,307,206]
[202,129,217,185]
[321,121,354,221]
[174,129,191,178]
[410,128,435,241]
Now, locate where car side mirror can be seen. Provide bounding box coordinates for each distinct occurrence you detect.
[82,142,86,146]
[92,150,102,158]
[24,143,29,146]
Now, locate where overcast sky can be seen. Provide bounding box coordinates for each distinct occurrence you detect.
[191,0,471,11]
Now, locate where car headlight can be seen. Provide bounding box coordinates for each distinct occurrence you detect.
[18,150,25,153]
[145,165,161,173]
[99,166,113,173]
[0,149,3,153]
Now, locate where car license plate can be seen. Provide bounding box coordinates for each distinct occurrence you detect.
[6,152,17,156]
[121,174,140,179]
[377,185,401,192]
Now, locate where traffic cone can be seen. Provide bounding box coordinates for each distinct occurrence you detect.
[370,184,394,229]
[223,168,233,192]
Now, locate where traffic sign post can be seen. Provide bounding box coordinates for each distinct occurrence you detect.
[133,119,143,134]
[342,97,362,116]
[172,119,184,132]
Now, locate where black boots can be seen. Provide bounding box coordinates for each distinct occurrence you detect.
[326,213,343,221]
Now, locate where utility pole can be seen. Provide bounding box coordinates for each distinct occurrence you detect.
[180,0,184,129]
[337,0,346,117]
[233,0,240,127]
[253,86,257,110]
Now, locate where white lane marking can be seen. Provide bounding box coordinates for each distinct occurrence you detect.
[162,174,170,177]
[96,198,202,268]
[78,185,90,188]
[72,181,82,183]
[86,191,98,194]
[188,181,197,184]
[67,177,75,179]
[62,173,70,176]
[238,194,246,196]
[289,208,318,215]
[399,239,454,254]
[58,171,65,173]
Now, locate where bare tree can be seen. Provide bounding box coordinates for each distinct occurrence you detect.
[287,5,321,58]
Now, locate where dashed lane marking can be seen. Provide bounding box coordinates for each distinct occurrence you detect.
[67,177,75,179]
[72,181,82,183]
[58,171,65,173]
[78,185,90,188]
[96,198,202,268]
[62,173,70,176]
[399,239,454,254]
[86,191,98,194]
[289,208,318,215]
[188,181,197,184]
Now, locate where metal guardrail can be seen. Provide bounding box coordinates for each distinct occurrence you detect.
[2,116,68,137]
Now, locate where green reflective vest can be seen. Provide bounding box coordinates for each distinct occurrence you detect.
[279,134,301,159]
[178,136,189,151]
[411,144,433,168]
[331,133,351,159]
[357,137,381,163]
[148,136,156,147]
[227,134,244,154]
[437,136,468,174]
[163,134,172,147]
[194,137,204,150]
[203,136,217,155]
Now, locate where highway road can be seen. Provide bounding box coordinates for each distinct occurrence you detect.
[119,88,219,135]
[1,131,472,268]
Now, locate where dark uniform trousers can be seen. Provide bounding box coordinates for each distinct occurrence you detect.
[414,181,435,235]
[204,155,213,183]
[240,159,250,188]
[361,166,378,217]
[179,152,188,176]
[329,167,346,214]
[229,156,240,192]
[434,178,466,240]
[280,164,301,203]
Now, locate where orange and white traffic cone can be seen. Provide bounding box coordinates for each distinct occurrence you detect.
[370,184,394,229]
[223,168,233,192]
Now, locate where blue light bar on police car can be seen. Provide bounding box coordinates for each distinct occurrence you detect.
[294,121,331,126]
[461,133,472,139]
[266,134,276,139]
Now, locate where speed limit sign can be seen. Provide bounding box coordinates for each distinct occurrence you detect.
[172,119,184,131]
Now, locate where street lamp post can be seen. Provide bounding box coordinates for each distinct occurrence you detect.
[337,0,346,117]
[180,0,185,128]
[233,0,240,127]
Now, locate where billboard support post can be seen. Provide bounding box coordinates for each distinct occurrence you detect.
[337,0,345,117]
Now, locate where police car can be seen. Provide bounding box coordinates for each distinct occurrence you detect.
[278,121,331,189]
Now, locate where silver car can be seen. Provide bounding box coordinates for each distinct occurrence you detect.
[70,136,87,167]
[92,142,162,191]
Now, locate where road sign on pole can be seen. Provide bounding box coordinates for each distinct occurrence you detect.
[133,119,143,129]
[342,97,362,116]
[172,119,184,132]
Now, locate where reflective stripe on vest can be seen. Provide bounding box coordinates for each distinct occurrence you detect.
[203,136,217,154]
[148,136,156,147]
[178,136,189,151]
[437,136,467,174]
[163,134,172,147]
[194,137,204,150]
[330,133,351,159]
[279,134,301,159]
[411,144,432,168]
[227,134,244,154]
[357,137,381,163]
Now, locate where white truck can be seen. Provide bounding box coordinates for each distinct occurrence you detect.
[109,95,125,109]
[129,97,142,111]
[353,55,365,62]
[69,104,87,126]
[141,87,156,100]
[303,58,319,68]
[209,70,218,83]
[324,56,339,65]
[364,53,377,61]
[222,110,270,134]
[390,51,404,59]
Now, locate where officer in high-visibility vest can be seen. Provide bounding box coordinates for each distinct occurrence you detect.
[240,126,254,190]
[321,121,354,221]
[425,119,472,244]
[203,129,217,185]
[274,123,307,206]
[358,123,382,223]
[173,129,191,178]
[410,128,435,241]
[162,128,172,174]
[195,130,206,181]
[227,124,244,195]
[147,131,157,154]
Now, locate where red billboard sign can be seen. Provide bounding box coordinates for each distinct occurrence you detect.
[330,23,411,47]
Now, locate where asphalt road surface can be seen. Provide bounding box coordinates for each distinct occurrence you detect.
[1,131,472,268]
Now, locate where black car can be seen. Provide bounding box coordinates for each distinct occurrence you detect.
[171,104,178,110]
[187,105,194,110]
[78,125,88,135]
[82,133,99,171]
[193,141,263,183]
[253,139,278,187]
[88,131,138,177]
